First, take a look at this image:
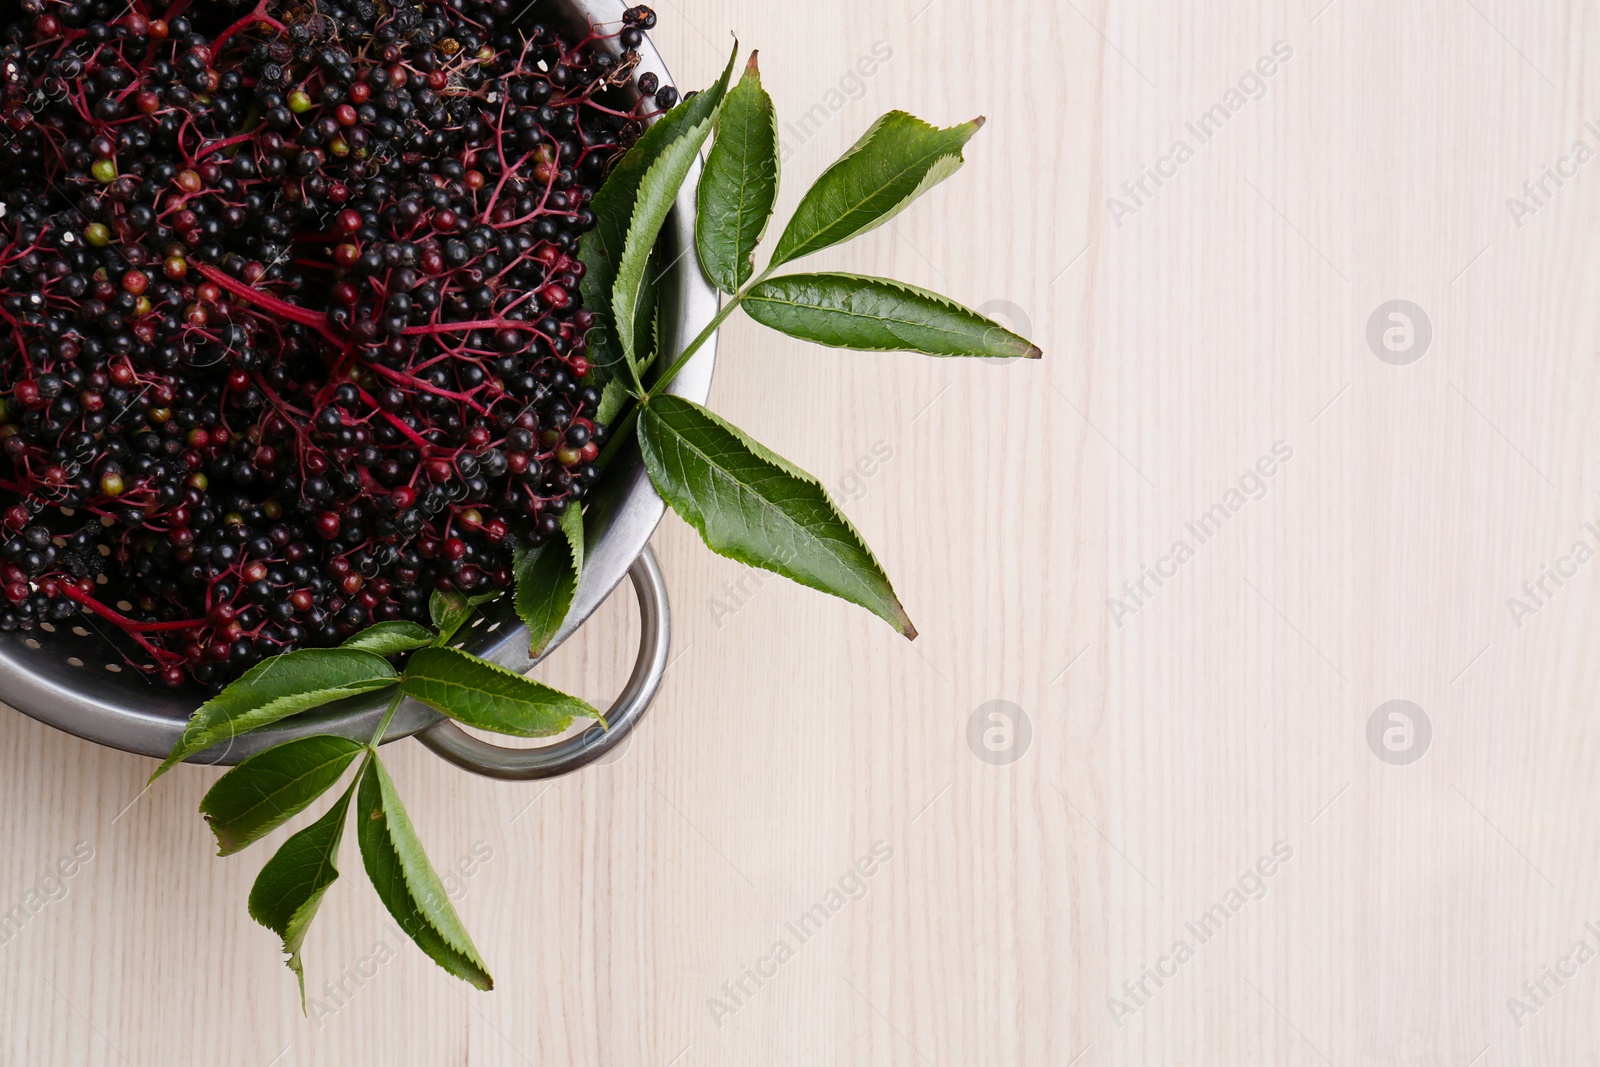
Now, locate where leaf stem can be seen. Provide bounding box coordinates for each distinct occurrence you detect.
[368,686,407,751]
[595,266,773,472]
[645,282,749,403]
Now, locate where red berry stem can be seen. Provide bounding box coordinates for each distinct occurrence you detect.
[189,262,342,342]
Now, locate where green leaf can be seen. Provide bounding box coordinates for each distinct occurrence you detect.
[744,273,1042,359]
[596,377,632,424]
[400,646,597,738]
[429,589,500,647]
[580,43,739,381]
[356,758,493,990]
[511,504,585,657]
[696,53,779,293]
[625,243,662,390]
[613,112,718,376]
[248,779,355,1008]
[638,395,915,637]
[153,649,398,780]
[769,112,983,269]
[201,735,366,857]
[340,621,436,656]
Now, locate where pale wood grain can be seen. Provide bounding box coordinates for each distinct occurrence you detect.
[6,0,1600,1063]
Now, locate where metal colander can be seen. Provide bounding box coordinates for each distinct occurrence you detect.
[0,0,718,779]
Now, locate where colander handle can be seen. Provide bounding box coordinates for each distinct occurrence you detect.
[414,546,670,779]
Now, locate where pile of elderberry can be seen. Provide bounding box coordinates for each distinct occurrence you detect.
[0,0,671,689]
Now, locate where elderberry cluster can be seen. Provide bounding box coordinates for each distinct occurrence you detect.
[0,0,670,689]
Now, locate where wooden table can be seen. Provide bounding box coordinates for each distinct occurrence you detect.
[5,0,1596,1063]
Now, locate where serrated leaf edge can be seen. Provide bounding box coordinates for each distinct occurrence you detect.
[247,782,354,1010]
[771,112,981,267]
[639,397,915,638]
[744,271,1042,357]
[365,760,491,974]
[401,646,599,729]
[696,53,779,293]
[340,621,436,655]
[202,737,366,856]
[613,113,717,372]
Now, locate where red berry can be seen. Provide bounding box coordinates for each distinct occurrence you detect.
[337,209,363,234]
[316,512,342,539]
[391,486,416,509]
